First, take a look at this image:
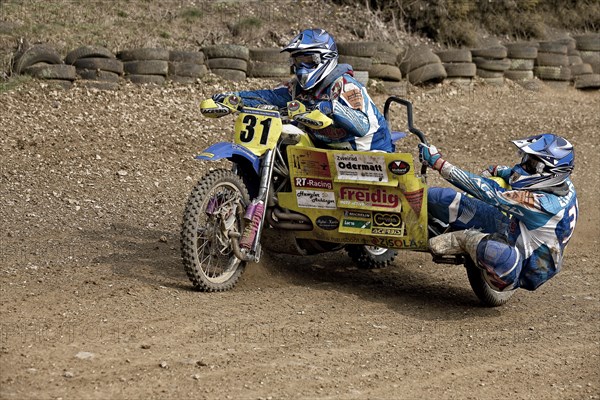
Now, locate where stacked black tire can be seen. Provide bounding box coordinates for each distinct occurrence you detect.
[533,41,571,87]
[472,46,510,85]
[13,44,76,89]
[399,46,446,85]
[573,34,600,90]
[168,50,207,84]
[67,45,122,90]
[118,48,169,85]
[337,41,376,86]
[504,42,537,82]
[247,48,290,80]
[204,45,249,82]
[436,49,476,86]
[370,42,403,93]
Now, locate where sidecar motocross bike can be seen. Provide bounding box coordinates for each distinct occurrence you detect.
[181,95,514,307]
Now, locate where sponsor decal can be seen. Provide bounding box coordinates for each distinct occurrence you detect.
[388,160,411,175]
[372,212,405,236]
[370,237,424,248]
[343,219,371,229]
[371,227,405,236]
[341,88,364,110]
[201,107,229,116]
[502,190,537,208]
[373,212,403,227]
[344,210,371,219]
[291,149,331,177]
[404,188,424,215]
[198,152,215,158]
[330,80,343,99]
[294,177,333,190]
[316,216,339,230]
[335,153,388,182]
[339,186,399,209]
[296,190,336,209]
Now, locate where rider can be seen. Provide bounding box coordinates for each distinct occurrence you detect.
[419,133,578,292]
[212,28,393,152]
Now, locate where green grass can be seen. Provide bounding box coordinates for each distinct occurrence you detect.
[180,7,203,22]
[0,75,32,93]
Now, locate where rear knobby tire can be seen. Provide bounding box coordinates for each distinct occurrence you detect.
[181,169,250,291]
[346,245,397,269]
[465,257,514,307]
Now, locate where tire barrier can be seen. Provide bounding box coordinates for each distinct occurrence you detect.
[8,41,597,91]
[399,46,446,85]
[65,45,120,90]
[575,34,600,75]
[168,50,207,84]
[437,49,475,86]
[471,46,508,85]
[371,42,403,90]
[247,48,290,79]
[337,41,377,86]
[203,44,248,82]
[504,42,537,82]
[12,44,75,89]
[533,41,572,86]
[118,47,170,85]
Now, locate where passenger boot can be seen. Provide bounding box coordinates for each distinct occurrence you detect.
[429,229,487,263]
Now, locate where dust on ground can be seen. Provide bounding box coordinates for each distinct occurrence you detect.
[0,78,599,399]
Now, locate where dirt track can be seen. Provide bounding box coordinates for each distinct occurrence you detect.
[1,79,599,400]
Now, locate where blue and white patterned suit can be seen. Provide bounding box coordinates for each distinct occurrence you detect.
[235,64,393,152]
[429,165,578,291]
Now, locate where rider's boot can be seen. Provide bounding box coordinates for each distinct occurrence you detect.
[429,229,487,263]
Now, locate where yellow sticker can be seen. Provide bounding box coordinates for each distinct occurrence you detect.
[233,108,282,156]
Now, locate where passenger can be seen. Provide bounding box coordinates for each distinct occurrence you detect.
[420,133,578,291]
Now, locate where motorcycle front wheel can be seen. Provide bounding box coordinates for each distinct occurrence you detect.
[465,257,515,307]
[181,169,250,291]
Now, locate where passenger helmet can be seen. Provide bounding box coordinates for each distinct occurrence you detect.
[282,28,338,90]
[509,133,574,190]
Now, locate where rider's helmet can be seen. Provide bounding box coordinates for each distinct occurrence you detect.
[281,28,338,90]
[509,133,574,190]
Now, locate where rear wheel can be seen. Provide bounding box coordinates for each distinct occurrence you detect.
[181,169,250,291]
[465,257,515,307]
[346,245,397,269]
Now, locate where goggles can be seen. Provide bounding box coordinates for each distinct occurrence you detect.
[520,152,545,174]
[290,53,321,69]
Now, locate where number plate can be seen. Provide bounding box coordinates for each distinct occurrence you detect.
[234,108,282,156]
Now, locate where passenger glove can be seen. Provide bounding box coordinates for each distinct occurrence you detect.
[482,165,511,179]
[418,143,445,170]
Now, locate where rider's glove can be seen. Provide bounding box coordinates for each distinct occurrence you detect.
[418,143,445,170]
[315,100,333,116]
[482,165,511,179]
[212,92,235,103]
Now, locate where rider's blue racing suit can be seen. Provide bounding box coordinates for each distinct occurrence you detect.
[234,64,393,152]
[428,166,578,291]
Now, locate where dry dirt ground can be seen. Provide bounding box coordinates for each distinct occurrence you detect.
[0,77,599,400]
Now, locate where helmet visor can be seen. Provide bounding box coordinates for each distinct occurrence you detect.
[291,53,321,69]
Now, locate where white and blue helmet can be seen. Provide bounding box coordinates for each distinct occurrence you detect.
[509,133,575,190]
[282,29,338,90]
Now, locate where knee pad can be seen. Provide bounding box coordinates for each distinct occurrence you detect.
[476,237,521,291]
